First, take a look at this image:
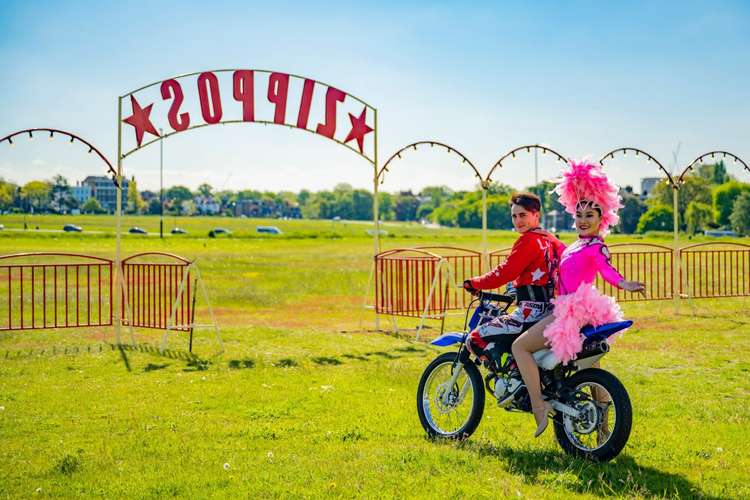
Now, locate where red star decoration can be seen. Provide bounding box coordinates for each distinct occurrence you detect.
[123,95,160,147]
[344,107,374,153]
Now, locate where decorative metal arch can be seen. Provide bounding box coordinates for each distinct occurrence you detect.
[484,144,568,184]
[377,141,482,185]
[599,147,674,186]
[1,128,117,185]
[118,68,377,165]
[677,151,749,184]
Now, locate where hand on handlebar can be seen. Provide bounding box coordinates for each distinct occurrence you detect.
[463,279,479,296]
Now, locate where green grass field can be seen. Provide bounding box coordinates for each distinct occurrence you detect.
[1,215,749,498]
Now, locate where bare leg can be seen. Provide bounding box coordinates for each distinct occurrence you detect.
[512,314,554,436]
[590,360,611,441]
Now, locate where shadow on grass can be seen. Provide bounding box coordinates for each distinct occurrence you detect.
[461,441,719,499]
[312,356,342,366]
[143,363,170,372]
[228,358,256,369]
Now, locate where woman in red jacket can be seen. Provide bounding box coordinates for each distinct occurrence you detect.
[463,192,565,369]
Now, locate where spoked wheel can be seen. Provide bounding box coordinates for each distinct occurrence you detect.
[553,368,632,462]
[417,352,485,439]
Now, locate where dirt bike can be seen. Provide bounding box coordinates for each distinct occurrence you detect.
[416,290,632,462]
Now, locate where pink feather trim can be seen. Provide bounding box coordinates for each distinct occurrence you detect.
[543,283,625,364]
[554,159,623,234]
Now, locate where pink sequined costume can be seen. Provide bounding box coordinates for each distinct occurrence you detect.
[543,160,627,363]
[544,236,626,363]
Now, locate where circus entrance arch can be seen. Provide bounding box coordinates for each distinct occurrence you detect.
[115,68,381,340]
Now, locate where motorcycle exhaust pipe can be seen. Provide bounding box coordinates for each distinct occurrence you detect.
[580,340,610,358]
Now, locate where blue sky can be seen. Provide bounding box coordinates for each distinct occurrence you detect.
[1,0,748,193]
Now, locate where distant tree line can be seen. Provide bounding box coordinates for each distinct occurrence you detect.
[2,160,749,234]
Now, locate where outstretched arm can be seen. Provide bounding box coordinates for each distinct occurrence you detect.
[594,244,645,294]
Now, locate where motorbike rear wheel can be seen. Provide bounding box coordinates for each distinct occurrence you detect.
[553,368,632,462]
[417,352,485,439]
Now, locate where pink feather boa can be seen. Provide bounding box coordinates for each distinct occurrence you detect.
[554,159,623,234]
[543,283,625,364]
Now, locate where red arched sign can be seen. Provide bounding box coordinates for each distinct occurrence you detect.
[118,69,377,164]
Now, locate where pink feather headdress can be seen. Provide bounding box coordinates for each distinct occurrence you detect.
[554,159,622,234]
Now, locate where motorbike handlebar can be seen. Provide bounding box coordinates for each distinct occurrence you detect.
[477,291,515,304]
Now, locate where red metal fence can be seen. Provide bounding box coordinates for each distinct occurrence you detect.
[121,252,193,331]
[376,241,750,320]
[414,246,481,311]
[374,249,446,318]
[680,243,750,298]
[596,243,674,301]
[0,253,113,331]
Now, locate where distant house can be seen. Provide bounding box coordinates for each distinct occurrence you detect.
[195,196,221,215]
[81,175,128,213]
[640,177,662,198]
[72,182,92,205]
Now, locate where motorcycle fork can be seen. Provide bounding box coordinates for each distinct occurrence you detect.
[443,345,472,405]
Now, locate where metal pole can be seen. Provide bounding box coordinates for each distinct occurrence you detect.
[160,128,164,239]
[115,96,123,344]
[673,184,680,314]
[534,146,539,186]
[372,107,380,331]
[481,186,488,272]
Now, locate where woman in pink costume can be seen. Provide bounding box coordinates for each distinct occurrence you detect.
[511,159,645,437]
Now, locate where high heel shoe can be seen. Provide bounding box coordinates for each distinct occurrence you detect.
[532,402,553,438]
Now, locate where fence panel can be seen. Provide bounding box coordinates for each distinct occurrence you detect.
[121,252,193,331]
[0,253,113,331]
[375,249,445,318]
[680,243,750,298]
[414,246,481,311]
[596,243,674,301]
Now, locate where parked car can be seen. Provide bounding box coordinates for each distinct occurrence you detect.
[0,224,4,230]
[171,227,187,234]
[129,227,147,234]
[212,227,231,235]
[63,224,83,232]
[256,225,282,235]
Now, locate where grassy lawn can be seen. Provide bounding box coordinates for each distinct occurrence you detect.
[1,216,748,498]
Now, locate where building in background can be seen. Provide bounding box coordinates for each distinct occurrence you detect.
[640,177,662,198]
[81,176,129,213]
[71,182,92,206]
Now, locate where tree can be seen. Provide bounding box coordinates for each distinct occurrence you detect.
[81,197,106,214]
[197,183,213,198]
[649,176,711,230]
[713,181,750,227]
[729,192,750,234]
[147,198,162,215]
[394,191,419,221]
[616,191,646,234]
[351,189,372,220]
[0,180,13,211]
[378,192,394,221]
[21,180,52,212]
[420,186,453,207]
[685,201,712,235]
[697,161,730,185]
[49,174,71,213]
[166,185,193,204]
[126,178,145,214]
[636,205,673,233]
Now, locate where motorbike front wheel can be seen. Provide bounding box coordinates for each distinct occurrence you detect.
[417,352,485,439]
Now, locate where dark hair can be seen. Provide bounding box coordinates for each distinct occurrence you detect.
[510,192,541,213]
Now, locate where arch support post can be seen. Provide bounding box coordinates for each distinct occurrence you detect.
[481,184,489,273]
[672,184,680,315]
[115,96,123,344]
